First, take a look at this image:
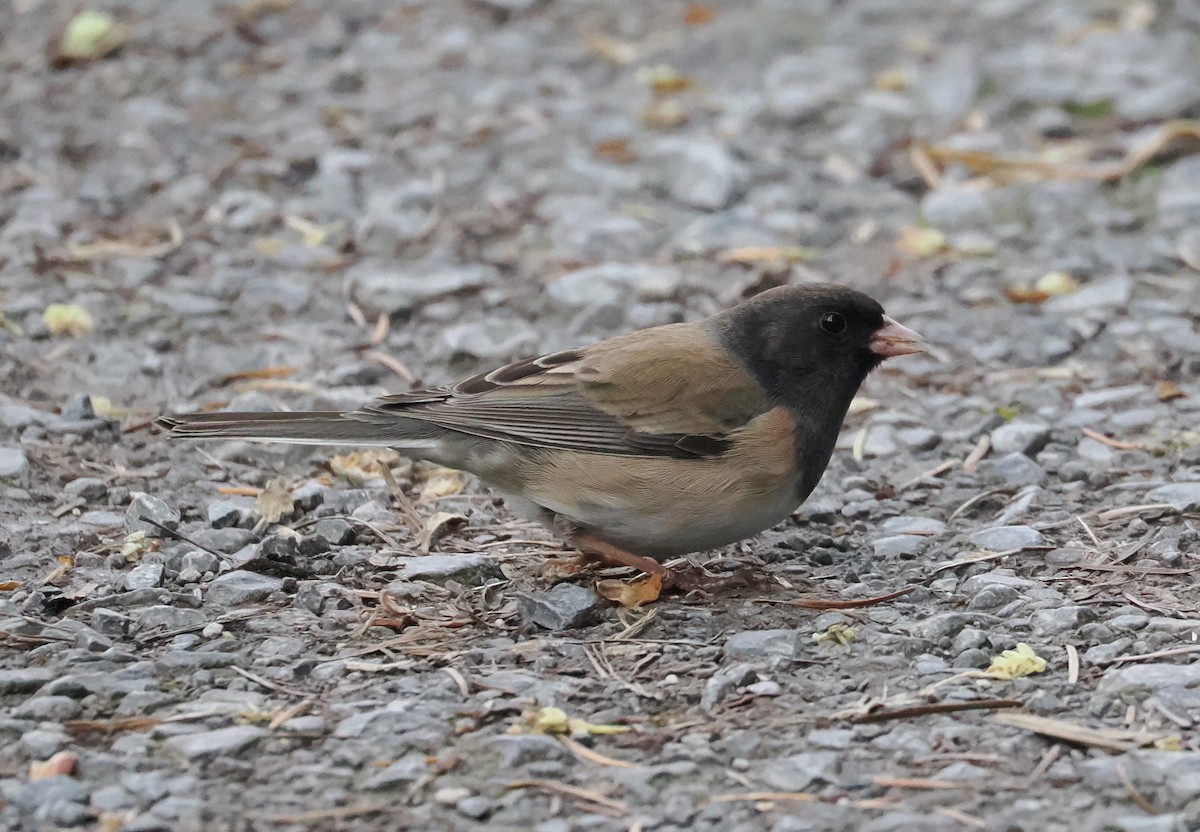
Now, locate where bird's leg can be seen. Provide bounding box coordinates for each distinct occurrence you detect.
[569,533,677,589]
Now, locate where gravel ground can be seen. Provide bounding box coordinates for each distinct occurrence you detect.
[3,1,1200,830]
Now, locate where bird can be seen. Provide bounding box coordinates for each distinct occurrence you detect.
[157,283,922,589]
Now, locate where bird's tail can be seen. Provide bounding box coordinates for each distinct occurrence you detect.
[155,411,438,449]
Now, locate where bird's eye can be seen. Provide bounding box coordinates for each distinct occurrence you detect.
[820,311,846,334]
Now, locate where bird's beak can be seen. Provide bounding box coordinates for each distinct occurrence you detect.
[870,315,923,357]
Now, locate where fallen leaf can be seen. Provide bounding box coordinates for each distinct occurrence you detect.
[874,67,911,92]
[417,466,466,499]
[1035,270,1081,297]
[595,573,662,609]
[1154,735,1182,752]
[721,246,819,266]
[1157,381,1187,402]
[984,642,1047,679]
[417,511,468,553]
[594,139,638,165]
[897,227,948,258]
[329,449,400,486]
[255,477,294,523]
[57,10,128,63]
[0,581,21,591]
[515,706,629,736]
[683,4,714,25]
[812,623,858,646]
[43,304,95,337]
[120,531,156,563]
[641,100,688,130]
[29,751,77,780]
[68,221,183,260]
[1005,286,1051,305]
[636,64,695,95]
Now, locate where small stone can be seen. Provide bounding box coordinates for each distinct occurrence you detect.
[0,446,29,478]
[442,317,540,359]
[746,680,782,696]
[1145,483,1200,512]
[486,735,568,768]
[125,562,164,590]
[206,500,255,529]
[724,629,800,662]
[204,571,283,607]
[968,525,1044,551]
[91,608,131,637]
[64,477,107,500]
[456,796,494,820]
[1045,276,1133,313]
[1030,605,1097,635]
[896,427,940,451]
[990,421,1050,456]
[201,622,224,639]
[647,138,744,210]
[188,527,255,554]
[163,726,267,760]
[701,663,757,710]
[347,261,491,316]
[1098,663,1200,699]
[880,516,947,537]
[976,452,1048,487]
[13,695,82,720]
[132,606,206,631]
[434,786,472,805]
[0,667,55,694]
[181,551,221,576]
[362,752,430,790]
[756,751,841,791]
[125,493,180,535]
[763,48,866,121]
[920,184,995,231]
[1077,437,1116,465]
[548,263,682,309]
[391,555,503,587]
[518,584,601,631]
[872,535,928,558]
[968,585,1020,610]
[313,518,356,546]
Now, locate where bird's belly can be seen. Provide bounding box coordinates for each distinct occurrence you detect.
[518,450,804,559]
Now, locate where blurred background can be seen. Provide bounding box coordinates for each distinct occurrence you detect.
[4,0,1198,413]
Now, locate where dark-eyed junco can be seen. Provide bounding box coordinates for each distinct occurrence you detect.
[158,284,921,587]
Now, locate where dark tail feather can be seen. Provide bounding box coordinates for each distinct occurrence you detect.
[155,411,438,448]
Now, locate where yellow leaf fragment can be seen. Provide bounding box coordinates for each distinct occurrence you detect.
[59,11,128,62]
[417,466,466,500]
[30,751,78,780]
[255,477,294,523]
[812,623,858,646]
[329,449,399,486]
[1035,271,1080,297]
[417,511,468,553]
[1154,735,1182,752]
[985,642,1046,679]
[595,573,663,609]
[121,531,154,563]
[515,706,630,736]
[0,581,20,591]
[43,304,95,337]
[1157,381,1187,402]
[636,64,695,95]
[720,246,819,266]
[897,227,948,258]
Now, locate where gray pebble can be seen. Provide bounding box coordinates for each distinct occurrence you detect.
[390,555,503,587]
[755,751,841,791]
[1145,483,1200,511]
[724,629,800,662]
[548,263,682,309]
[163,726,268,761]
[701,663,757,710]
[872,535,928,558]
[1030,605,1097,635]
[133,606,206,632]
[968,525,1045,550]
[0,446,29,478]
[64,477,107,500]
[347,261,491,316]
[13,695,82,720]
[0,667,54,694]
[125,562,165,591]
[1098,663,1200,699]
[125,493,180,535]
[204,571,283,607]
[518,584,601,631]
[990,421,1050,456]
[976,452,1048,487]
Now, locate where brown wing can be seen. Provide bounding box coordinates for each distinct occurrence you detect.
[355,323,770,459]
